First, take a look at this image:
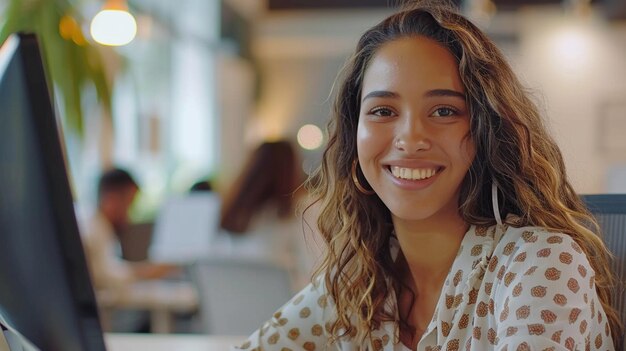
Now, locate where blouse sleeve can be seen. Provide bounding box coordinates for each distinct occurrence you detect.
[82,218,135,289]
[492,230,614,350]
[232,280,335,351]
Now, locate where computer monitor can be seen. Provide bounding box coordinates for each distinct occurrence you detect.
[0,33,106,351]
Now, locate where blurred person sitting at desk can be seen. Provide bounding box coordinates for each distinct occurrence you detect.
[82,168,177,289]
[82,168,197,333]
[215,141,322,290]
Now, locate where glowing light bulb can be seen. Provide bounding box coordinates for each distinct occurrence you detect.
[297,124,324,150]
[90,9,137,46]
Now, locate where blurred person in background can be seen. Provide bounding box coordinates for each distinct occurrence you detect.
[82,168,199,333]
[82,168,177,291]
[216,140,321,290]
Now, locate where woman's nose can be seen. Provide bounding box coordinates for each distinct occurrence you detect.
[394,118,432,153]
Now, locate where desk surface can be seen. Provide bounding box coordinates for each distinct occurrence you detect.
[105,333,245,351]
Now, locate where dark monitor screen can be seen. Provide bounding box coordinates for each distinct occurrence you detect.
[0,33,106,351]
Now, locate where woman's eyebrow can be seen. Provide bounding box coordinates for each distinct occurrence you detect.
[361,90,399,102]
[361,89,465,103]
[424,89,465,99]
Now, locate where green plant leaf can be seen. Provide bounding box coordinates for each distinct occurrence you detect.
[0,0,113,137]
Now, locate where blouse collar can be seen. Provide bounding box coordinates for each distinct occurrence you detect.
[380,221,510,349]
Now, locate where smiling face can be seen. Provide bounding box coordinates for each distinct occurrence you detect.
[357,36,475,226]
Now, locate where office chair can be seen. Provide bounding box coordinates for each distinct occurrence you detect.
[581,194,626,349]
[191,258,294,335]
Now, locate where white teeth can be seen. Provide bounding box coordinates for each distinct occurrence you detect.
[391,166,438,180]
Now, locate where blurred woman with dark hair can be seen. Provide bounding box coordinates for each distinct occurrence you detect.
[221,141,298,233]
[216,140,319,289]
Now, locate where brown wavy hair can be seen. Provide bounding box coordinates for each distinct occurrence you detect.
[305,1,622,347]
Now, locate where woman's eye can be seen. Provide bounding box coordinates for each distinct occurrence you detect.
[370,107,395,117]
[432,107,458,117]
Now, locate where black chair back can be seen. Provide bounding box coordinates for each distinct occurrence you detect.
[582,194,626,349]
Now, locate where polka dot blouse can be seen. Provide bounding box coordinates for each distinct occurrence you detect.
[233,223,615,350]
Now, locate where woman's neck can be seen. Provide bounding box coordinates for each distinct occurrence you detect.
[392,211,469,291]
[393,211,469,349]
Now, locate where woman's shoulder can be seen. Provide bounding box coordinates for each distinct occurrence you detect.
[497,224,585,257]
[491,223,595,281]
[484,224,614,350]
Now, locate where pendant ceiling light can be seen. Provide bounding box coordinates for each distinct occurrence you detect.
[90,0,137,46]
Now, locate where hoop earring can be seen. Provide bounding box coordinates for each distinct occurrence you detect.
[491,181,503,226]
[351,160,375,195]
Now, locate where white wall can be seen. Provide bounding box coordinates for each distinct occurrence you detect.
[516,8,626,193]
[216,52,255,187]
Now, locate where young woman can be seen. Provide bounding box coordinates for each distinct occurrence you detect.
[234,2,621,350]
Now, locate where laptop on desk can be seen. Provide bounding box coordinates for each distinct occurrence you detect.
[149,193,221,264]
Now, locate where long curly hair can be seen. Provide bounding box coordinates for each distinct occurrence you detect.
[305,1,622,347]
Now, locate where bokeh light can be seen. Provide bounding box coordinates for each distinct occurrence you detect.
[90,10,137,46]
[297,124,323,150]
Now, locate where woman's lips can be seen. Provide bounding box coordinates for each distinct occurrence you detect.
[384,165,444,190]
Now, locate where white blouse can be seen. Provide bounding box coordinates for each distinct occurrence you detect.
[81,210,134,290]
[233,222,615,350]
